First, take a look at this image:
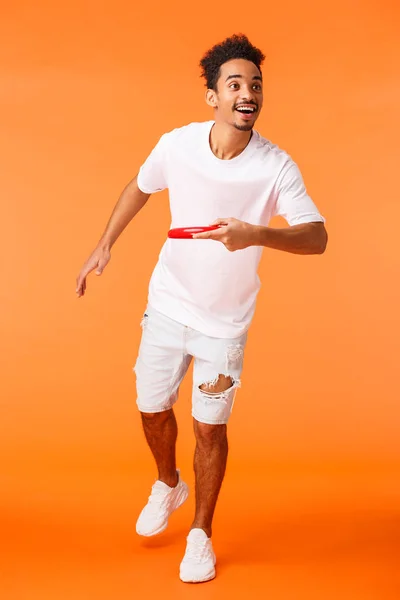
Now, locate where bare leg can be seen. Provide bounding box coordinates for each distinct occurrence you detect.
[191,375,232,538]
[141,409,179,488]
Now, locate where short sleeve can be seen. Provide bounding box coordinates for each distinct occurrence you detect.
[137,134,168,194]
[273,161,325,226]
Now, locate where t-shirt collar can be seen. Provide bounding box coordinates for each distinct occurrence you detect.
[205,120,258,166]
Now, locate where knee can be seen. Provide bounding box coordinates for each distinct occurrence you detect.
[194,419,227,447]
[141,409,172,426]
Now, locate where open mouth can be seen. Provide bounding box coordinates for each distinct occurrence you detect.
[235,105,257,119]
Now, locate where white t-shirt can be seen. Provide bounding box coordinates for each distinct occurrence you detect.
[137,121,325,339]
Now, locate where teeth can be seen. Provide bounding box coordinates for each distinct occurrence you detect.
[236,106,256,112]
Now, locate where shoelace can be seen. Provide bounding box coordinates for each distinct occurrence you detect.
[145,484,170,514]
[185,539,211,564]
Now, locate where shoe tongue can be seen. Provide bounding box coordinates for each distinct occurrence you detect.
[188,528,209,541]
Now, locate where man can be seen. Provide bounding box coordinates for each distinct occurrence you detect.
[76,33,327,583]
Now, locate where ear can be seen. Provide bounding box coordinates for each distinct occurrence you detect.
[205,88,218,109]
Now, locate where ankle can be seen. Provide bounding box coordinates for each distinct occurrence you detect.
[190,523,212,538]
[159,470,179,488]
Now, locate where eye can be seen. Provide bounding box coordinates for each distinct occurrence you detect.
[253,84,262,91]
[229,82,239,89]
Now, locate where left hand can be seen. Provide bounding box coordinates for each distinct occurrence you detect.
[192,218,257,252]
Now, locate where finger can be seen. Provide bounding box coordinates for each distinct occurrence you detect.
[79,279,87,297]
[211,218,229,226]
[76,276,83,295]
[77,263,92,286]
[76,281,84,297]
[76,266,89,286]
[193,230,224,240]
[194,225,229,239]
[192,231,211,239]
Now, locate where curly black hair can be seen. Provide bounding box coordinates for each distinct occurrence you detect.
[200,34,265,91]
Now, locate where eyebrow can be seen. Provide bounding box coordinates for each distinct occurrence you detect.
[225,74,263,82]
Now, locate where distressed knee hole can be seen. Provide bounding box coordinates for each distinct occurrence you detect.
[194,374,241,424]
[198,375,241,406]
[199,374,234,396]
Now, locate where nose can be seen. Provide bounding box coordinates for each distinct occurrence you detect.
[240,87,257,103]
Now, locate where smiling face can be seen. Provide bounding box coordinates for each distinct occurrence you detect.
[206,58,263,131]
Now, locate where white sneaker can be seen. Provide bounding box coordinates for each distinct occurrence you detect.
[179,528,216,583]
[136,470,189,537]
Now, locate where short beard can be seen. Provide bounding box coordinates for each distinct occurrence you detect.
[233,122,254,132]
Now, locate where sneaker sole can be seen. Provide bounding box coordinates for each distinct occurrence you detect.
[136,482,189,537]
[179,568,216,584]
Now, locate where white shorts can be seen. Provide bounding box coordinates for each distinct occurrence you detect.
[133,306,248,425]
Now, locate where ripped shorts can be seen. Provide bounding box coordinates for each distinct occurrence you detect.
[133,306,247,425]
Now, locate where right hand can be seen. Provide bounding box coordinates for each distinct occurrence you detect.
[76,245,111,298]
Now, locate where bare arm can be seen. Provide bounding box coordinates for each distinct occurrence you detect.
[97,176,150,250]
[76,176,150,297]
[252,221,327,255]
[193,218,328,255]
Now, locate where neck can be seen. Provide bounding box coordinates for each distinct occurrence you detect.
[209,121,253,160]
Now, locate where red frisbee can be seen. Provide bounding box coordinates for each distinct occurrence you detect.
[168,225,222,239]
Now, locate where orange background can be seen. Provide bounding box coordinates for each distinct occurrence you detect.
[1,1,399,598]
